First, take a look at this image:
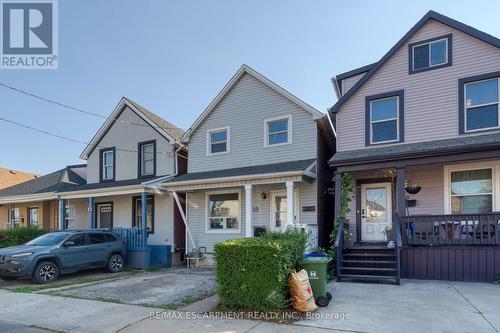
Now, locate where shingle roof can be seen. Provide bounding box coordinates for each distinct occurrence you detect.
[0,167,86,197]
[164,159,316,184]
[125,98,184,141]
[60,176,165,192]
[329,10,500,113]
[330,133,500,166]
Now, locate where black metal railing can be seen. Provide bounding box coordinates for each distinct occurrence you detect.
[400,213,500,246]
[334,217,345,281]
[393,214,403,284]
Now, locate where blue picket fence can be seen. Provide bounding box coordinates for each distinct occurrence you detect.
[111,227,147,251]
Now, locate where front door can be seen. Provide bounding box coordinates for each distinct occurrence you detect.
[96,203,113,228]
[361,183,392,241]
[270,191,299,231]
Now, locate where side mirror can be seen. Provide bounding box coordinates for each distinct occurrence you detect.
[63,241,75,247]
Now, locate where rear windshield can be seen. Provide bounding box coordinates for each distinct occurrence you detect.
[27,233,71,246]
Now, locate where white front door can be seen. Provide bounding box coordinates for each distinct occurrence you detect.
[270,191,299,231]
[361,183,392,241]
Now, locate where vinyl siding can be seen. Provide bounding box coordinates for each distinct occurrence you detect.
[341,73,366,96]
[337,19,500,152]
[186,181,317,252]
[187,73,317,173]
[87,107,176,183]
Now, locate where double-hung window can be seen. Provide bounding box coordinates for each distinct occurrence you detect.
[450,168,493,214]
[264,115,291,146]
[409,35,451,73]
[133,195,155,234]
[366,91,403,145]
[207,128,229,155]
[9,208,20,228]
[207,192,240,233]
[463,78,499,132]
[138,141,155,177]
[100,148,115,181]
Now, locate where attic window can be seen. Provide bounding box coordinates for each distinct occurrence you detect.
[207,128,229,155]
[409,34,452,74]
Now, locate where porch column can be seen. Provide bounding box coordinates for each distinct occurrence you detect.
[244,184,252,237]
[286,181,295,227]
[58,199,65,230]
[87,197,94,229]
[334,172,342,221]
[141,191,148,236]
[396,167,406,217]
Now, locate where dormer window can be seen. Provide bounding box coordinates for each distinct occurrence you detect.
[100,148,115,182]
[409,34,452,74]
[207,127,229,155]
[138,140,156,177]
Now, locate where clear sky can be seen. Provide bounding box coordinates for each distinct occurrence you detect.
[1,0,499,174]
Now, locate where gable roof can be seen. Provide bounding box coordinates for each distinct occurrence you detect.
[79,97,184,159]
[329,10,500,113]
[0,166,86,198]
[181,64,323,142]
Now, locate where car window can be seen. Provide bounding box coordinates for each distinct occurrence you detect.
[27,232,71,246]
[67,234,87,246]
[89,233,107,244]
[105,234,117,242]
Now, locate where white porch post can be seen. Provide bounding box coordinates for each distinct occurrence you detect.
[58,198,65,230]
[245,184,252,237]
[286,181,295,228]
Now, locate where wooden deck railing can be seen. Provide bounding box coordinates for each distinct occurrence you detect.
[400,213,500,246]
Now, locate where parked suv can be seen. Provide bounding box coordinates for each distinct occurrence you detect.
[0,230,127,284]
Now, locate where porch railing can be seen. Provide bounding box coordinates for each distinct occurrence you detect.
[400,213,500,246]
[334,217,345,281]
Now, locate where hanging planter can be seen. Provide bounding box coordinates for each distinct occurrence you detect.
[405,186,421,195]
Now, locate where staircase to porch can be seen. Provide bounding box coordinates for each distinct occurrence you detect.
[338,244,399,284]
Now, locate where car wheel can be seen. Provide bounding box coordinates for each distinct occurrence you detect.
[0,276,17,281]
[108,254,124,273]
[32,261,59,284]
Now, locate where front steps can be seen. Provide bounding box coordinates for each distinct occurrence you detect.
[337,245,400,285]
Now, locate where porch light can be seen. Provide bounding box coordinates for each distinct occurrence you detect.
[261,192,267,200]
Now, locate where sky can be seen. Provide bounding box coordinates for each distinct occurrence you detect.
[1,0,499,174]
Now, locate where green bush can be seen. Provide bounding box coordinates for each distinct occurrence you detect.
[214,230,308,311]
[0,227,46,248]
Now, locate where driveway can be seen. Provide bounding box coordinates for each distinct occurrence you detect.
[50,267,216,308]
[293,279,500,333]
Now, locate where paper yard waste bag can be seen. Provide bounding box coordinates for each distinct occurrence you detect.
[288,269,318,312]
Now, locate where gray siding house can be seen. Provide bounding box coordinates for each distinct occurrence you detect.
[330,11,500,283]
[164,65,335,257]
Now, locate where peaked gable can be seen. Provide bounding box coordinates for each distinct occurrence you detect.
[182,64,323,142]
[329,10,500,113]
[80,98,183,159]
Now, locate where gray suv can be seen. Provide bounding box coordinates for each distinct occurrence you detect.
[0,230,127,284]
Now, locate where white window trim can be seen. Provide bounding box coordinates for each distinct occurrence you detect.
[140,143,155,176]
[370,96,399,145]
[412,37,449,71]
[205,189,241,234]
[464,78,500,133]
[443,161,500,214]
[102,150,114,180]
[206,127,230,156]
[263,114,293,148]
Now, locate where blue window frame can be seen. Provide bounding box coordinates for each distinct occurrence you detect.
[365,91,404,145]
[459,72,500,134]
[409,34,452,74]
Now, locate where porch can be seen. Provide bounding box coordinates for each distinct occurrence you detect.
[331,141,500,283]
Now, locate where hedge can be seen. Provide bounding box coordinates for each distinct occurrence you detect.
[0,227,46,248]
[214,230,308,311]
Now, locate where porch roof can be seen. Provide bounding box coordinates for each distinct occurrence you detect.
[162,159,316,190]
[330,132,500,167]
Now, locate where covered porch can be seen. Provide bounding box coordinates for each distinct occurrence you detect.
[331,134,500,282]
[58,177,178,269]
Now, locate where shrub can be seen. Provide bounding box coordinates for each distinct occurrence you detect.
[0,227,46,248]
[214,230,308,311]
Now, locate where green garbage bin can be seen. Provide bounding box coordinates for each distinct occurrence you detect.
[303,256,332,307]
